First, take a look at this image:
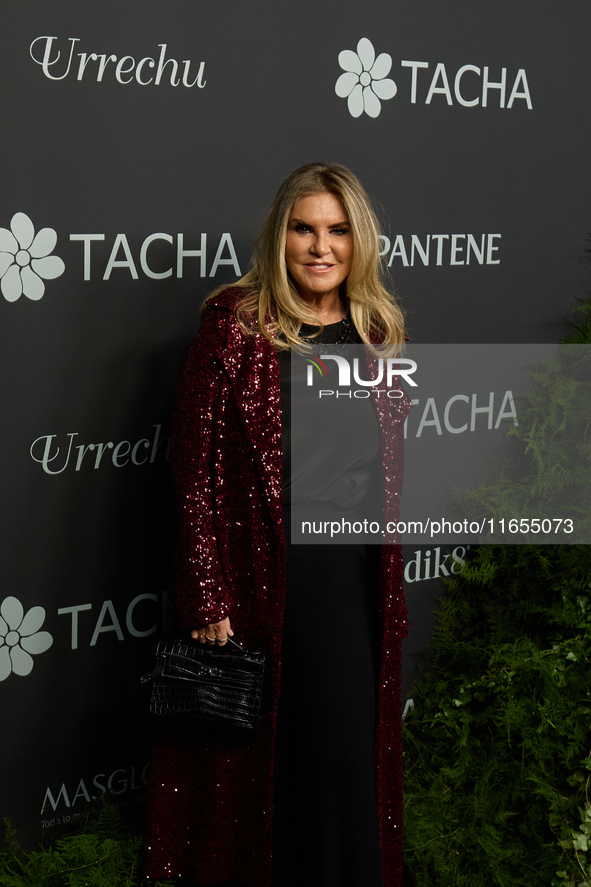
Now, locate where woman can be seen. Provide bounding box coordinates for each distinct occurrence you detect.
[144,163,409,887]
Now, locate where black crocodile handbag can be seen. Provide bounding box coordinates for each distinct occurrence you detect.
[140,636,265,730]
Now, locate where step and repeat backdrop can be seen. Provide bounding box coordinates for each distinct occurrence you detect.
[1,0,590,844]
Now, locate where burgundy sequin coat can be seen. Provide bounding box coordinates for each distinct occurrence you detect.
[144,288,409,886]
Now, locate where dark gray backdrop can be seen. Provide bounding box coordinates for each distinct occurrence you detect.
[1,0,590,844]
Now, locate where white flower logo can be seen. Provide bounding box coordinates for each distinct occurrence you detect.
[0,212,65,302]
[0,596,53,680]
[335,37,397,119]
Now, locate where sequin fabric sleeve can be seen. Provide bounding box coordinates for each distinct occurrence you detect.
[169,306,236,629]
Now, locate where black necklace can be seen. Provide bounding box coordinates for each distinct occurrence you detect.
[298,304,353,355]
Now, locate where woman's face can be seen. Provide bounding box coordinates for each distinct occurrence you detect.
[285,191,353,304]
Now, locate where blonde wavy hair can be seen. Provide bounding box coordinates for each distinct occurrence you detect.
[204,162,405,349]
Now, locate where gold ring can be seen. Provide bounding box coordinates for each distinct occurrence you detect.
[206,636,216,643]
[218,637,228,644]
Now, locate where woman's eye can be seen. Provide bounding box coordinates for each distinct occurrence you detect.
[294,224,311,233]
[331,227,348,236]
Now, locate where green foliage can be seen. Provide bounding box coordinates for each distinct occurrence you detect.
[559,240,591,347]
[403,544,591,886]
[561,295,591,346]
[403,295,591,885]
[458,345,591,543]
[552,756,591,887]
[0,799,167,887]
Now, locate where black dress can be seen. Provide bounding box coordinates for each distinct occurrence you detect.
[272,321,384,887]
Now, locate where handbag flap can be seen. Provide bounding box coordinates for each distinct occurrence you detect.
[157,639,265,681]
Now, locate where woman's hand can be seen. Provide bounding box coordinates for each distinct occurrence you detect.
[191,617,234,646]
